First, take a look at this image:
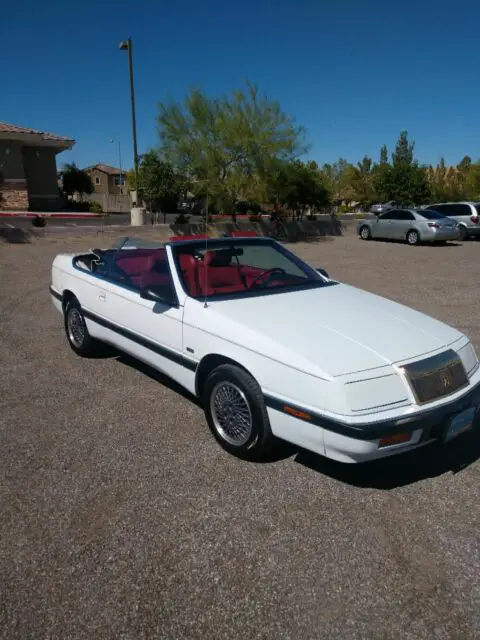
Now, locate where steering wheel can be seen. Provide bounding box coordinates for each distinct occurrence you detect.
[250,267,287,289]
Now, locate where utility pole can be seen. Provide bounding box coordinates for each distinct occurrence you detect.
[119,37,140,210]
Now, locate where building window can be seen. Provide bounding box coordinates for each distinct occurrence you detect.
[114,176,125,186]
[95,177,101,185]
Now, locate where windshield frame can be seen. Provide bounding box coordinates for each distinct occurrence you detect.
[169,237,334,301]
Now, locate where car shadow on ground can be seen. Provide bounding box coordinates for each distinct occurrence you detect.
[93,350,480,481]
[116,353,199,404]
[113,353,296,464]
[363,238,463,248]
[0,226,31,244]
[294,429,480,489]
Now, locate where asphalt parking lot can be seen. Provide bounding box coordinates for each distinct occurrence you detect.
[1,230,480,639]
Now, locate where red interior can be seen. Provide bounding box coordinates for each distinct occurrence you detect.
[176,250,268,296]
[113,248,168,288]
[108,247,292,297]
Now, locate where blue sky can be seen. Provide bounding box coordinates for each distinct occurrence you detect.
[3,0,479,171]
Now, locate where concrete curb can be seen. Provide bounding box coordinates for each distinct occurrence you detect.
[0,211,103,219]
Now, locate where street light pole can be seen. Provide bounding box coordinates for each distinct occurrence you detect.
[119,37,139,206]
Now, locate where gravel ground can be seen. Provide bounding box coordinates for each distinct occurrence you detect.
[1,230,480,640]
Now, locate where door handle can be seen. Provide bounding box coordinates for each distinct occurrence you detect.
[99,293,106,301]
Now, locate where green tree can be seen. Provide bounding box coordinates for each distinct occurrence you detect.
[319,158,353,201]
[373,131,430,205]
[457,155,472,175]
[343,156,377,208]
[391,130,414,166]
[465,161,480,200]
[267,160,329,218]
[136,150,186,219]
[60,163,94,200]
[157,82,307,217]
[379,144,389,166]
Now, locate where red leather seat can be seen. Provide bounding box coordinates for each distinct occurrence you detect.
[139,250,171,289]
[178,254,201,296]
[198,251,246,295]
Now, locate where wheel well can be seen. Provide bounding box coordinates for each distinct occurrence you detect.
[195,354,253,398]
[62,290,77,310]
[406,228,419,238]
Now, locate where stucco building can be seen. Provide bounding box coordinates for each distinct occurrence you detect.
[0,121,75,210]
[84,164,126,196]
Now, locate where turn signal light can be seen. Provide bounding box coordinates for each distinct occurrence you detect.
[379,432,412,448]
[283,406,312,421]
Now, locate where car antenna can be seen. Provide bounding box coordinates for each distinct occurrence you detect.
[203,187,209,308]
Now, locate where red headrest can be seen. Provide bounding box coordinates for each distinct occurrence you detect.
[203,251,218,266]
[144,249,167,271]
[178,254,197,270]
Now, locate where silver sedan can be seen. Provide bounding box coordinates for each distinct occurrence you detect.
[357,208,460,245]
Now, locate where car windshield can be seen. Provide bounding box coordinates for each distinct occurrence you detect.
[171,238,330,300]
[416,209,448,220]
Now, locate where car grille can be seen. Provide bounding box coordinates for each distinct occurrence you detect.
[402,349,469,405]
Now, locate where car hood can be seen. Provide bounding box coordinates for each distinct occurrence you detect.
[199,283,464,378]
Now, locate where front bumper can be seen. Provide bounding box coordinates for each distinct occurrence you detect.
[265,379,480,463]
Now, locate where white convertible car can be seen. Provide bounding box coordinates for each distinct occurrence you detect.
[50,234,480,463]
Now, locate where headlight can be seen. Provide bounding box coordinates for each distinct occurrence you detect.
[345,373,410,412]
[457,342,479,378]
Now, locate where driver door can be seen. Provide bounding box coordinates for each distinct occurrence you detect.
[372,211,397,239]
[96,249,191,388]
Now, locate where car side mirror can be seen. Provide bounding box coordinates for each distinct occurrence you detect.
[316,268,329,279]
[140,284,177,307]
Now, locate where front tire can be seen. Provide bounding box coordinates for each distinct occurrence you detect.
[406,229,420,245]
[63,297,100,357]
[202,364,273,460]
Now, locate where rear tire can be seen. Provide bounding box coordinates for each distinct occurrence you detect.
[63,297,100,357]
[458,225,468,241]
[202,364,274,460]
[406,229,420,246]
[359,225,371,240]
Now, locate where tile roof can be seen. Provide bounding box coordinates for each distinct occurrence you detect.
[86,164,125,175]
[0,121,74,143]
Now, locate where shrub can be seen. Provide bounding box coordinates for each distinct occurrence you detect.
[32,215,47,227]
[89,201,103,213]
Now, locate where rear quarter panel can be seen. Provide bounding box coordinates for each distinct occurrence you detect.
[51,253,107,340]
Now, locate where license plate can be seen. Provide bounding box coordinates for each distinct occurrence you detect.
[444,407,476,442]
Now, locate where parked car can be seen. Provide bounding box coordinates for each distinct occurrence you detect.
[370,200,397,214]
[50,234,479,464]
[357,208,459,245]
[424,202,480,241]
